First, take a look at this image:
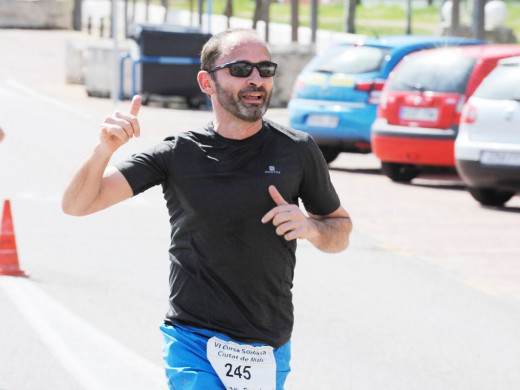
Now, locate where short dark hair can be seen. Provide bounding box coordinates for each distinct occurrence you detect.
[200,28,260,71]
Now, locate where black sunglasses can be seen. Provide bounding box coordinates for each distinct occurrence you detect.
[207,61,278,78]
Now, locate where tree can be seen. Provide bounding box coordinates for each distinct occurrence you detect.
[310,0,318,43]
[253,0,263,28]
[472,0,485,40]
[224,0,233,28]
[449,0,460,36]
[344,0,356,34]
[406,0,411,34]
[291,0,299,42]
[252,0,271,42]
[73,0,82,31]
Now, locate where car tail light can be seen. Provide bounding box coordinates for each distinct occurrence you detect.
[461,103,477,124]
[376,89,390,119]
[355,79,386,104]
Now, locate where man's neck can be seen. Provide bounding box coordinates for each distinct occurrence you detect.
[213,117,264,140]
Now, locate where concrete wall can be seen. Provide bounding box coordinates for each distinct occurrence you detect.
[269,44,316,108]
[0,0,72,29]
[65,38,136,98]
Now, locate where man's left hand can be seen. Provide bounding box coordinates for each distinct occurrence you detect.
[261,185,315,241]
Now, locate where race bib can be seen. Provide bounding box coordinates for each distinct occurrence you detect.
[207,336,276,390]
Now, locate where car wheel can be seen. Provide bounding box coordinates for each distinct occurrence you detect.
[319,147,340,164]
[468,187,515,207]
[381,162,420,183]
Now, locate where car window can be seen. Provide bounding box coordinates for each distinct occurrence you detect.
[388,52,476,93]
[307,45,390,74]
[473,65,520,100]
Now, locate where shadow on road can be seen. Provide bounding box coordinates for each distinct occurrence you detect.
[481,203,520,214]
[407,180,466,192]
[329,166,382,175]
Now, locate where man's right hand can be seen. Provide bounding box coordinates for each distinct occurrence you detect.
[100,95,142,154]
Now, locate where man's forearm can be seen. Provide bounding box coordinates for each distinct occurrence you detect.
[307,216,352,253]
[62,144,112,216]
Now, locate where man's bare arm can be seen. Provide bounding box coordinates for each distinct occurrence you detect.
[62,96,142,216]
[305,207,352,253]
[62,150,133,216]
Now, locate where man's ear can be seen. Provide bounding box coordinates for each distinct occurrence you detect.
[197,71,214,95]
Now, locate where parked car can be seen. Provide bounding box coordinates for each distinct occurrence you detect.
[454,56,520,206]
[287,35,484,163]
[371,44,520,182]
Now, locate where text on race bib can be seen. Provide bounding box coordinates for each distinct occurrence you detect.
[207,336,276,390]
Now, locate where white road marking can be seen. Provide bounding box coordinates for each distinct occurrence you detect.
[0,277,166,390]
[3,79,93,120]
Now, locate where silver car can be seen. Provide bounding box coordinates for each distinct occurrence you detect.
[455,56,520,206]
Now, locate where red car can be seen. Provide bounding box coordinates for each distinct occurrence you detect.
[371,44,520,182]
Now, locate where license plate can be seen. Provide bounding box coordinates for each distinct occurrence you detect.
[400,107,439,121]
[306,114,339,128]
[480,151,520,167]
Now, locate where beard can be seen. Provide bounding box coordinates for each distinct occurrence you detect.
[214,81,271,122]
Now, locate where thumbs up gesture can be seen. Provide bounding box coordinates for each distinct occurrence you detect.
[262,185,315,242]
[100,95,142,154]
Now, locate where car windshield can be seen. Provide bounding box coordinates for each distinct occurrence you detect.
[388,52,476,93]
[473,64,520,101]
[307,45,390,74]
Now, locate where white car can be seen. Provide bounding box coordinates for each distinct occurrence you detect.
[455,56,520,206]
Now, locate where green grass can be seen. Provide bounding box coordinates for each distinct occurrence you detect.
[506,4,520,36]
[169,0,520,39]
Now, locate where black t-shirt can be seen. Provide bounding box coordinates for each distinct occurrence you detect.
[116,119,340,347]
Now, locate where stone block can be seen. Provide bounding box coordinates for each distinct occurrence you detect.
[269,43,316,108]
[83,39,136,99]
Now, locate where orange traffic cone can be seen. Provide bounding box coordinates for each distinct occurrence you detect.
[0,200,27,276]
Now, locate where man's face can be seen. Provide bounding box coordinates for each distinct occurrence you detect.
[210,35,274,122]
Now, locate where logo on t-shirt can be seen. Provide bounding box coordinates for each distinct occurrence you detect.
[265,165,281,174]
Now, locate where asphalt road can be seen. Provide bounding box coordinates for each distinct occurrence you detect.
[1,29,520,390]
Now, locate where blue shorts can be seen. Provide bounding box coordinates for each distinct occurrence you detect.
[160,322,291,390]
